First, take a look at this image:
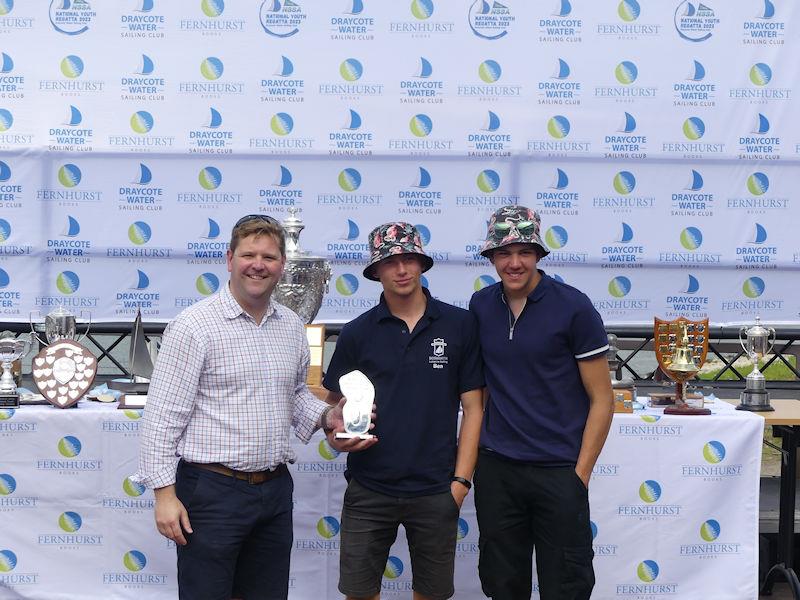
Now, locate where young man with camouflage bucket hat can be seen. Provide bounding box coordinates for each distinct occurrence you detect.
[323,221,485,600]
[469,205,613,600]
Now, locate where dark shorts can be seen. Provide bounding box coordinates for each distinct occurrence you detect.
[338,478,459,600]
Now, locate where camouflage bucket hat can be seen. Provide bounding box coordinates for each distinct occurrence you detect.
[363,222,433,281]
[479,205,550,258]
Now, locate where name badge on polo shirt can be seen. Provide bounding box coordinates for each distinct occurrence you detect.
[429,338,449,370]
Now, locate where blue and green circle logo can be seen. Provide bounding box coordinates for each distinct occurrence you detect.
[318,439,340,461]
[618,0,640,22]
[742,276,765,299]
[58,511,82,533]
[58,435,82,457]
[60,55,84,78]
[0,550,17,573]
[608,276,631,298]
[700,519,720,542]
[702,440,725,464]
[680,226,703,250]
[637,559,659,582]
[199,166,222,190]
[545,225,568,249]
[128,221,152,245]
[478,59,501,83]
[0,109,11,132]
[409,114,432,137]
[613,171,636,194]
[316,516,340,539]
[196,272,220,296]
[747,172,769,196]
[457,518,469,540]
[590,521,598,540]
[270,112,293,136]
[0,474,16,495]
[201,0,224,17]
[123,550,147,572]
[547,115,570,139]
[476,169,500,193]
[338,168,361,191]
[474,275,495,291]
[615,61,638,85]
[0,218,10,242]
[641,415,660,424]
[201,57,224,80]
[749,63,772,86]
[58,163,82,188]
[0,1,12,17]
[0,268,8,289]
[683,117,705,140]
[336,274,359,296]
[411,0,434,19]
[124,409,143,420]
[123,477,146,497]
[340,58,363,81]
[130,111,154,134]
[639,480,661,503]
[56,271,80,295]
[384,556,404,579]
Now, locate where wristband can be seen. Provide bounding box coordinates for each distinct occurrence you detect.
[320,405,335,433]
[451,476,472,490]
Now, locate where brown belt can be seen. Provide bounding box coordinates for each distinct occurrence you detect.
[186,462,287,485]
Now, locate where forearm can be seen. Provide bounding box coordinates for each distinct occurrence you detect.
[454,390,483,480]
[575,398,613,479]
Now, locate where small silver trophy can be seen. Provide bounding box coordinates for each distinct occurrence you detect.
[30,305,91,345]
[736,316,776,412]
[0,333,32,408]
[274,208,332,324]
[335,370,375,440]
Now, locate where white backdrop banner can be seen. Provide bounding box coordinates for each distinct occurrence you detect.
[0,1,798,324]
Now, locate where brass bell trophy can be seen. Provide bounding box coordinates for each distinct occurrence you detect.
[736,316,775,412]
[654,317,711,416]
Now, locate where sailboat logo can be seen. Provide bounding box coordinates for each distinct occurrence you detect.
[550,168,569,190]
[345,0,363,15]
[682,274,700,294]
[342,219,359,241]
[203,218,220,239]
[750,223,767,245]
[482,111,500,132]
[553,0,571,17]
[135,54,154,76]
[134,0,154,12]
[687,60,705,82]
[133,163,152,185]
[205,107,223,129]
[63,216,80,237]
[64,105,82,126]
[413,167,431,189]
[274,165,292,187]
[344,109,361,130]
[752,113,769,135]
[276,55,293,77]
[553,58,570,80]
[758,0,775,19]
[618,112,636,134]
[415,57,433,78]
[616,222,634,243]
[133,270,150,290]
[686,169,703,191]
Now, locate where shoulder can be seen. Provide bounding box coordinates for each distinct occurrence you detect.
[167,294,223,337]
[339,305,381,339]
[273,301,305,329]
[546,277,596,314]
[469,282,501,310]
[432,298,476,326]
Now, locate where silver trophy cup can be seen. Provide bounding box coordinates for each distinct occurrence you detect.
[30,305,92,345]
[736,316,776,412]
[0,333,32,408]
[274,208,331,323]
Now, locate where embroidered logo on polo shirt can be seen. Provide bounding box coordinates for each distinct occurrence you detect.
[429,338,448,369]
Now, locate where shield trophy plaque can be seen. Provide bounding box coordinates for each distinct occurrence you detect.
[654,317,711,416]
[273,208,332,386]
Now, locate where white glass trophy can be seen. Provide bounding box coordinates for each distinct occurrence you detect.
[335,370,375,440]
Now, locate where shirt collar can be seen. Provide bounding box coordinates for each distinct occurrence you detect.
[374,287,440,323]
[220,281,279,323]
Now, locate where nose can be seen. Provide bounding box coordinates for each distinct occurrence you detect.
[508,253,522,268]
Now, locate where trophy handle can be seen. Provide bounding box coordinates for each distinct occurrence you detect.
[766,327,776,357]
[29,311,47,346]
[738,326,749,357]
[77,310,92,342]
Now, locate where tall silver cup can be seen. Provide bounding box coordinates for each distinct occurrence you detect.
[0,333,32,408]
[736,316,776,411]
[30,306,92,345]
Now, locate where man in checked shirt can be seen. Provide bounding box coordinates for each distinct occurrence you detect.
[134,215,358,600]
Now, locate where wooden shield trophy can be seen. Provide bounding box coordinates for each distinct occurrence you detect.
[654,317,710,415]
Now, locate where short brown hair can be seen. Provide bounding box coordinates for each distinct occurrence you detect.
[229,215,286,256]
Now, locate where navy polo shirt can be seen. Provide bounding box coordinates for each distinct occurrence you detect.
[323,288,484,497]
[469,271,608,464]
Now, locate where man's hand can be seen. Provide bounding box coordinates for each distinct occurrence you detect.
[450,481,468,509]
[325,396,379,453]
[154,485,193,545]
[575,467,591,490]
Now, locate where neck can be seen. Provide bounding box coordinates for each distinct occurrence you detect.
[229,283,269,325]
[384,288,427,330]
[504,269,542,302]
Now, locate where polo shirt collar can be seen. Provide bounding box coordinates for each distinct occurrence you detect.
[373,287,440,323]
[220,281,279,323]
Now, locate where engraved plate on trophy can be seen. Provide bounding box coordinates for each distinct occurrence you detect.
[31,340,97,409]
[274,208,332,324]
[653,317,710,416]
[0,334,32,409]
[305,324,325,387]
[736,316,776,412]
[335,370,375,440]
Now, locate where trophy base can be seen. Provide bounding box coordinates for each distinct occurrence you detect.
[108,378,149,394]
[648,392,676,406]
[664,403,711,416]
[0,392,20,409]
[736,390,774,412]
[334,432,374,440]
[118,394,148,409]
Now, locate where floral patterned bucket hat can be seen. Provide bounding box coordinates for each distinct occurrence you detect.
[363,222,434,281]
[479,205,550,258]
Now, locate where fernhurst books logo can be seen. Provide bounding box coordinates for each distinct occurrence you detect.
[595,59,657,101]
[679,518,742,558]
[178,56,244,96]
[473,274,495,291]
[37,435,102,472]
[195,272,220,295]
[295,516,340,552]
[384,556,404,579]
[726,171,787,214]
[389,0,456,37]
[38,510,102,547]
[455,517,478,555]
[316,516,340,539]
[590,520,619,557]
[130,110,154,134]
[180,0,245,34]
[528,114,590,155]
[335,274,359,296]
[597,0,661,38]
[616,480,681,519]
[730,61,789,102]
[681,440,743,480]
[0,2,35,31]
[658,226,720,267]
[102,477,154,512]
[60,55,84,79]
[458,58,521,100]
[103,550,167,586]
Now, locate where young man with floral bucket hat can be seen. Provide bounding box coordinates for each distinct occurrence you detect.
[323,221,485,600]
[469,205,613,600]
